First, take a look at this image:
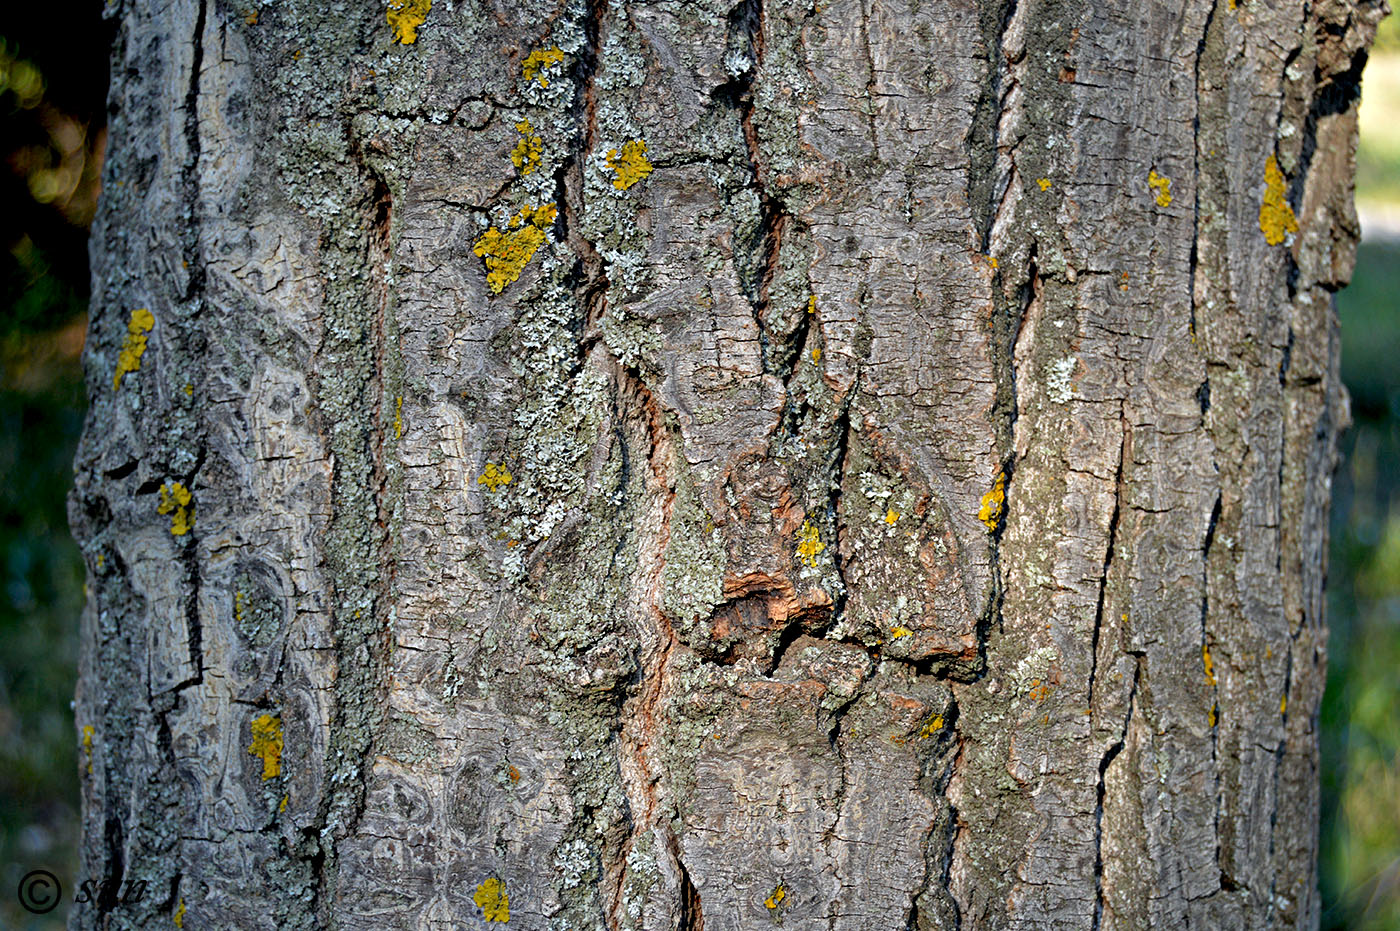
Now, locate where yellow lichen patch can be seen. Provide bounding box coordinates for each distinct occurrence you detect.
[978,471,1006,531]
[478,462,513,492]
[764,884,786,911]
[890,626,913,639]
[812,347,822,363]
[82,724,94,775]
[386,0,431,44]
[112,307,155,390]
[473,203,557,293]
[607,139,653,191]
[796,520,825,567]
[1037,177,1052,191]
[1202,643,1217,686]
[1280,694,1287,715]
[1147,169,1172,207]
[985,254,999,269]
[1258,154,1298,245]
[510,119,543,175]
[248,713,283,781]
[522,46,564,86]
[157,482,195,536]
[919,713,944,739]
[884,508,900,525]
[279,794,289,813]
[394,396,404,439]
[474,877,510,922]
[1208,701,1218,727]
[173,898,186,929]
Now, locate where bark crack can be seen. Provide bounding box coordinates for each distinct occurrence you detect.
[1092,655,1141,931]
[1086,405,1127,713]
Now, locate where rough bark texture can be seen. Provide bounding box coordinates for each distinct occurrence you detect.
[69,0,1383,928]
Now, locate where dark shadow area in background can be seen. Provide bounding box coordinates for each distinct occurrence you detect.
[0,4,1395,930]
[1,3,110,929]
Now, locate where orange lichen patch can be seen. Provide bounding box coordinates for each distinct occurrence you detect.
[173,898,186,928]
[811,347,822,363]
[474,877,510,922]
[606,139,653,190]
[890,626,913,639]
[157,482,195,536]
[510,119,542,175]
[764,883,787,911]
[796,520,825,567]
[386,0,431,44]
[473,203,557,293]
[1258,154,1298,245]
[507,764,521,783]
[978,471,1006,531]
[113,307,155,390]
[1202,643,1217,686]
[1147,169,1172,207]
[244,9,258,25]
[522,46,564,86]
[919,712,945,739]
[1028,678,1054,702]
[248,714,283,780]
[478,462,513,491]
[81,725,94,775]
[1037,177,1052,191]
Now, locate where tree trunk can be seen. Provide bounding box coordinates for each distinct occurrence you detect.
[69,0,1382,927]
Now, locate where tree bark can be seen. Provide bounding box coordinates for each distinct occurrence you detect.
[69,0,1383,928]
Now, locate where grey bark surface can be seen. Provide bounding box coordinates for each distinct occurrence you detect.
[68,0,1382,928]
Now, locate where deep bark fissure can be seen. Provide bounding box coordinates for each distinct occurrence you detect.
[1092,656,1141,931]
[1086,406,1127,712]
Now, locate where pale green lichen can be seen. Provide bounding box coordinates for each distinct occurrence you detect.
[1259,154,1298,245]
[978,472,1006,531]
[113,307,155,390]
[386,0,430,44]
[522,46,564,87]
[1147,169,1172,207]
[472,203,557,293]
[248,713,283,780]
[474,877,510,922]
[158,482,195,536]
[511,119,542,175]
[606,139,653,191]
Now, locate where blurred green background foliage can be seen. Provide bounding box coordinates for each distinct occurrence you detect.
[0,5,1395,930]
